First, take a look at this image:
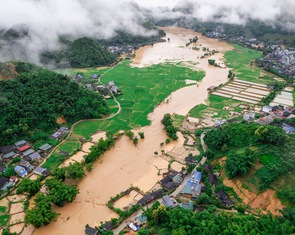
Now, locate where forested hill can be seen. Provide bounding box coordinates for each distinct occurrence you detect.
[0,62,109,145]
[41,37,117,68]
[41,22,165,68]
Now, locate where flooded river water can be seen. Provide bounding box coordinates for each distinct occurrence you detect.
[33,27,232,235]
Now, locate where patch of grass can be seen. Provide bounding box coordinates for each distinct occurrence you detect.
[0,206,6,213]
[225,44,278,85]
[59,141,80,153]
[188,95,245,121]
[56,67,110,78]
[42,153,69,170]
[0,214,10,226]
[259,155,277,165]
[172,114,186,129]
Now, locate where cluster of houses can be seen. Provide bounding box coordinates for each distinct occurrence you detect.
[0,140,52,191]
[258,46,295,80]
[205,30,295,80]
[51,126,69,140]
[97,81,121,98]
[107,45,134,55]
[256,105,295,133]
[204,32,265,50]
[74,73,122,98]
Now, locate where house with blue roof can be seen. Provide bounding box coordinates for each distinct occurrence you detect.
[179,170,202,200]
[14,166,28,178]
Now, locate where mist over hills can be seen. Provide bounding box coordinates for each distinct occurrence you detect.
[0,0,295,66]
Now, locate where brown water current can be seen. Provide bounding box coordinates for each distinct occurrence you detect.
[32,27,232,235]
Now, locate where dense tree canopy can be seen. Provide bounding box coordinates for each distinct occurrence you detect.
[0,63,109,144]
[45,178,79,207]
[25,193,58,228]
[16,178,42,196]
[140,204,295,235]
[66,37,116,68]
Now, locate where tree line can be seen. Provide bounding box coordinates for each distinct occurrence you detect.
[0,62,109,145]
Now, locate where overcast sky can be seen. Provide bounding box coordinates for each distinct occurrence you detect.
[0,0,294,63]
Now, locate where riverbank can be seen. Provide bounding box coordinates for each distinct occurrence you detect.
[33,27,232,235]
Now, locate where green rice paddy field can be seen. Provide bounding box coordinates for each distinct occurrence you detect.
[45,61,204,169]
[69,61,204,140]
[224,44,277,84]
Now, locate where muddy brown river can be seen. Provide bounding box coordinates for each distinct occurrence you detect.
[32,27,232,235]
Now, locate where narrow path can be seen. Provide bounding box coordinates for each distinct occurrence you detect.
[43,61,124,165]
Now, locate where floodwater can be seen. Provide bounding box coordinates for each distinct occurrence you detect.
[33,27,232,235]
[91,131,107,142]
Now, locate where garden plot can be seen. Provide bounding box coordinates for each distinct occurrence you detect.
[270,89,294,107]
[212,79,270,104]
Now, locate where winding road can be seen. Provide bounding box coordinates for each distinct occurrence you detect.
[43,61,124,165]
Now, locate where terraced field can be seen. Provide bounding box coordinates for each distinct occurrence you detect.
[212,79,271,104]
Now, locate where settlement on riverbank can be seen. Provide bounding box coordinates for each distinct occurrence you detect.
[33,27,232,235]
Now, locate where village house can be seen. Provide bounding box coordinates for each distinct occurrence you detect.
[185,155,197,165]
[282,123,295,134]
[208,174,219,186]
[19,160,34,172]
[257,115,274,125]
[160,170,184,191]
[135,214,147,226]
[33,167,49,176]
[2,151,19,162]
[22,148,35,157]
[14,165,28,178]
[262,105,273,114]
[85,226,99,235]
[216,190,234,208]
[0,146,14,157]
[162,195,178,209]
[51,131,63,140]
[2,177,18,191]
[58,127,70,134]
[14,140,28,148]
[179,170,202,200]
[0,176,9,191]
[243,111,255,122]
[137,189,163,206]
[102,221,115,232]
[17,144,31,152]
[28,152,42,162]
[38,143,52,157]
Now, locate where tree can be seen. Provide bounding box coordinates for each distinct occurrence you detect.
[65,162,85,180]
[138,132,145,139]
[133,137,139,146]
[125,130,134,140]
[25,193,58,228]
[45,178,79,207]
[16,178,42,196]
[225,152,256,178]
[52,167,67,181]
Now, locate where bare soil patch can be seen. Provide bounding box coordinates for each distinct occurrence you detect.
[10,223,25,234]
[10,212,25,225]
[10,203,24,215]
[56,116,67,125]
[223,178,284,215]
